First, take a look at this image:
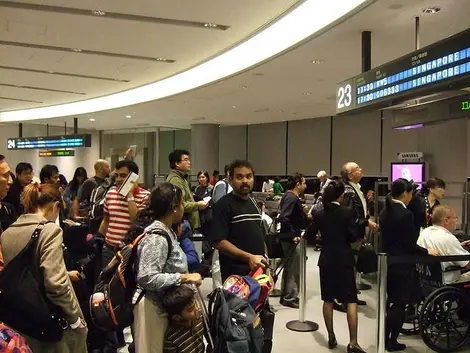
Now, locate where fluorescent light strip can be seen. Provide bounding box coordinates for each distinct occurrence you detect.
[0,0,367,122]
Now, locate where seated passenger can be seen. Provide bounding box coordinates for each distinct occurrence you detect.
[417,205,470,284]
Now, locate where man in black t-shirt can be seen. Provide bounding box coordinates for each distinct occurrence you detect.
[211,160,266,281]
[72,159,111,221]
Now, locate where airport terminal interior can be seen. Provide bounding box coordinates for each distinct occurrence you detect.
[2,0,470,352]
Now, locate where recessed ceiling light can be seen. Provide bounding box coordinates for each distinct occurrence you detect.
[204,23,218,28]
[125,115,132,118]
[91,10,106,16]
[311,60,324,64]
[303,92,312,95]
[182,101,186,104]
[47,71,55,74]
[232,105,237,109]
[277,110,284,113]
[422,6,441,14]
[242,85,248,89]
[89,118,95,122]
[71,48,82,52]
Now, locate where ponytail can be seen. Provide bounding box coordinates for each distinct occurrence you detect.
[23,183,61,214]
[322,180,345,207]
[384,193,393,212]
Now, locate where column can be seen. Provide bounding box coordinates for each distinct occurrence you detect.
[190,124,219,175]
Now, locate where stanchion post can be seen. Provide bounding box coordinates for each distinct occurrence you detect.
[376,253,388,353]
[286,231,319,332]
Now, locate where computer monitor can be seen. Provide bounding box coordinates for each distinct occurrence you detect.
[391,162,425,189]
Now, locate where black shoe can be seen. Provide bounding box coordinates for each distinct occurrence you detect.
[333,301,347,313]
[357,299,367,306]
[386,342,406,352]
[328,336,338,349]
[347,344,366,353]
[280,299,299,309]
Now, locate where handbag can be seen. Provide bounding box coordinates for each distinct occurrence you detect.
[264,217,284,259]
[0,221,67,342]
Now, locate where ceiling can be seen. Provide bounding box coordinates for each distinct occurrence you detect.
[3,0,470,131]
[0,0,300,109]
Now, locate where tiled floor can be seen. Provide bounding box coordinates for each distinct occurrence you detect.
[121,248,453,353]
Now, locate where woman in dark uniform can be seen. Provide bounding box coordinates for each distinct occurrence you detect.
[309,180,366,353]
[379,178,440,351]
[408,177,446,239]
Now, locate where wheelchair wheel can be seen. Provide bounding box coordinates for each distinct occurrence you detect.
[419,286,470,353]
[400,302,421,336]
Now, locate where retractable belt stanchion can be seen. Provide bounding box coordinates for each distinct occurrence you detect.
[286,231,319,332]
[376,253,388,353]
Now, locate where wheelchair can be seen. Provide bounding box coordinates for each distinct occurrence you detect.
[416,262,470,353]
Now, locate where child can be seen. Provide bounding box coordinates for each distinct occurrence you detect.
[162,285,205,353]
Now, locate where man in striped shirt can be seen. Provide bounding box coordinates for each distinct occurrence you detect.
[99,160,150,267]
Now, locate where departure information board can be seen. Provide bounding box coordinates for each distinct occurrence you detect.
[336,28,470,114]
[7,134,91,150]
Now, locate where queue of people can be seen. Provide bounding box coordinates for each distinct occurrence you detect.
[1,149,469,353]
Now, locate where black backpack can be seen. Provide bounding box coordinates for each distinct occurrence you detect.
[89,181,112,222]
[208,288,264,353]
[90,230,172,330]
[0,221,68,342]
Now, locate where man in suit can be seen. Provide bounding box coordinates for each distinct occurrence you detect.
[341,162,378,306]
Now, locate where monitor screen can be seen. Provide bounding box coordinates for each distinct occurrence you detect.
[391,162,425,188]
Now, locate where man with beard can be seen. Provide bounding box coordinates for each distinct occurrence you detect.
[211,159,272,353]
[211,159,267,281]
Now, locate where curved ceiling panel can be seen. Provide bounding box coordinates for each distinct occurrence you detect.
[0,0,368,122]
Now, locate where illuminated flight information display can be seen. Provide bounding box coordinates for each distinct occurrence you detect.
[336,28,470,114]
[7,134,91,150]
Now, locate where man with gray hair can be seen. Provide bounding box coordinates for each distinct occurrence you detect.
[317,170,332,194]
[418,205,470,284]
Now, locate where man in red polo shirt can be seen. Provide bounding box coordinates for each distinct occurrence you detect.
[99,160,149,266]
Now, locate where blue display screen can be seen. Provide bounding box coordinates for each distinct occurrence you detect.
[7,134,91,150]
[336,28,470,114]
[356,48,470,105]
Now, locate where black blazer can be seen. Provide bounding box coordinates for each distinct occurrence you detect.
[343,181,369,240]
[308,203,357,267]
[379,202,428,258]
[407,192,440,240]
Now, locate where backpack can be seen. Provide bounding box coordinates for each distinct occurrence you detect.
[0,221,68,343]
[208,288,264,353]
[89,181,112,221]
[0,323,33,353]
[90,230,173,330]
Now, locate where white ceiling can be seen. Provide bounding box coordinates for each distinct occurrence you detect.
[0,0,300,109]
[3,0,470,131]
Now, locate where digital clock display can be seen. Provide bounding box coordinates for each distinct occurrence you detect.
[7,134,91,150]
[461,100,470,111]
[337,28,470,114]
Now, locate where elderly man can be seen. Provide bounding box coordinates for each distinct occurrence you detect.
[418,205,470,284]
[341,162,378,305]
[317,170,332,194]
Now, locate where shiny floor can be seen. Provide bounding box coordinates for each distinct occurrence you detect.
[121,248,439,353]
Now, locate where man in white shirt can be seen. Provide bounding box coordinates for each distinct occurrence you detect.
[317,170,332,194]
[417,205,470,284]
[262,177,274,193]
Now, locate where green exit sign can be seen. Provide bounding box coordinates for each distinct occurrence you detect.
[462,100,470,111]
